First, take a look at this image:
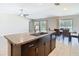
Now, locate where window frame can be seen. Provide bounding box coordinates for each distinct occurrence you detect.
[59,19,73,32]
[39,20,48,32]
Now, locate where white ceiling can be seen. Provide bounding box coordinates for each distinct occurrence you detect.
[0,3,79,19]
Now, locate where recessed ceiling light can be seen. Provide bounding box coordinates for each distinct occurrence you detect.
[64,8,68,11]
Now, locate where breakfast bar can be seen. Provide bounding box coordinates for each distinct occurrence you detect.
[4,32,56,56]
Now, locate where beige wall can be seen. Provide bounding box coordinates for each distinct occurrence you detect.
[37,17,58,31]
[45,17,59,31]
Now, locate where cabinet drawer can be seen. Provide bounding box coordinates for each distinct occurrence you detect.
[21,40,38,56]
[22,46,36,56]
[22,40,38,48]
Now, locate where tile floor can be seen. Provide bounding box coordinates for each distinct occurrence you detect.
[49,36,79,56]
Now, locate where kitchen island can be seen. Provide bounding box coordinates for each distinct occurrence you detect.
[4,32,56,56]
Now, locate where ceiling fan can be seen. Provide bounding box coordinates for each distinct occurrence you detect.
[18,8,29,17]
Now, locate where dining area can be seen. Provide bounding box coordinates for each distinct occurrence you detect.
[54,28,79,44]
[49,28,79,56]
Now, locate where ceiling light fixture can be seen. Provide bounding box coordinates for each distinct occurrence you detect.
[64,8,68,11]
[18,8,29,17]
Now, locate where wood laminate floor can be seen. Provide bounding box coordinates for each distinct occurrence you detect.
[49,36,79,56]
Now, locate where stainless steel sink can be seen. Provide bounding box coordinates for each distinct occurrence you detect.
[30,32,48,36]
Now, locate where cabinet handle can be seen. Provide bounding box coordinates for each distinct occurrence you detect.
[28,44,34,47]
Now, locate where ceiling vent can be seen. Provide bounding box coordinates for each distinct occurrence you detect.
[54,3,60,6]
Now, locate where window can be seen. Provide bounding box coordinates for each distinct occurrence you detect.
[40,21,47,32]
[33,20,47,33]
[59,19,73,32]
[34,21,40,33]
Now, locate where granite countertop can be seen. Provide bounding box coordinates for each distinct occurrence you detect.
[4,31,55,45]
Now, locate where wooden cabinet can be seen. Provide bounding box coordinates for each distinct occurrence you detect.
[44,35,50,56]
[21,40,38,56]
[21,33,56,56]
[36,38,45,56]
[36,44,44,56]
[37,35,51,56]
[22,46,36,56]
[44,40,50,56]
[50,34,56,52]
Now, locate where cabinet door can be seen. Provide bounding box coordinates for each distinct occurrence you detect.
[22,44,36,56]
[44,35,51,56]
[36,39,45,56]
[44,40,50,56]
[21,40,37,56]
[37,44,44,56]
[50,34,56,51]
